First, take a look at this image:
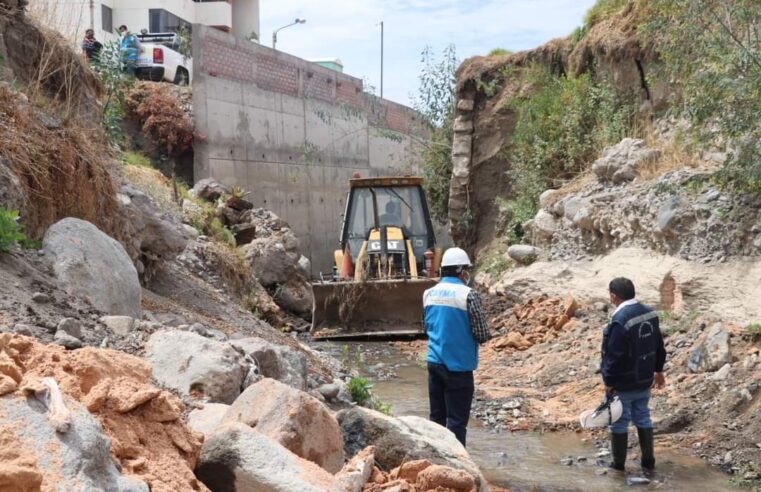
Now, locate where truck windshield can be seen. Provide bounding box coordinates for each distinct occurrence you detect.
[345,186,430,261]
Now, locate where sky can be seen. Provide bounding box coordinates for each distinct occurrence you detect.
[260,0,598,107]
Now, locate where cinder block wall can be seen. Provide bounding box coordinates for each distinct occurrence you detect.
[192,25,429,277]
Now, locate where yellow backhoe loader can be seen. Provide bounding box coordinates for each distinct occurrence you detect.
[311,176,441,339]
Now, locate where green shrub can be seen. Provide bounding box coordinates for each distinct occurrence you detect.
[488,48,512,57]
[347,376,372,406]
[745,323,761,339]
[584,0,628,29]
[645,0,761,195]
[121,149,152,167]
[0,208,29,252]
[502,65,637,242]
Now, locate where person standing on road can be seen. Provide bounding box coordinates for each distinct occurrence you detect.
[118,25,141,75]
[423,247,490,447]
[601,277,667,472]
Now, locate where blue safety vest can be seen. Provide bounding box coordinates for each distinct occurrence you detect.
[424,277,478,372]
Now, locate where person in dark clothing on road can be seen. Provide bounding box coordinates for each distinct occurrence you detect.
[601,277,667,472]
[81,29,102,64]
[423,247,490,447]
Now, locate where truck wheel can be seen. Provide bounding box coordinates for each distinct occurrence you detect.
[174,68,189,86]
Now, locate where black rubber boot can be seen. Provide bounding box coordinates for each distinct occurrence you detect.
[610,432,628,471]
[637,427,655,471]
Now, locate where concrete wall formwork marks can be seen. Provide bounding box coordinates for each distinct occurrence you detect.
[192,25,428,277]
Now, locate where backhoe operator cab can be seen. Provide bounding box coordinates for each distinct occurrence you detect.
[338,176,436,280]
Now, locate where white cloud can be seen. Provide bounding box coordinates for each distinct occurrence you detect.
[261,0,597,105]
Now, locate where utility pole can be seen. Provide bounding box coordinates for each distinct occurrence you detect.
[380,21,384,99]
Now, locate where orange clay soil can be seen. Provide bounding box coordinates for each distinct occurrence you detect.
[0,333,208,492]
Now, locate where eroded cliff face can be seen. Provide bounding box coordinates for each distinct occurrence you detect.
[449,3,667,255]
[0,0,101,116]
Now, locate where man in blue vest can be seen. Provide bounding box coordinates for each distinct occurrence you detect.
[423,247,490,447]
[118,25,141,75]
[601,277,666,472]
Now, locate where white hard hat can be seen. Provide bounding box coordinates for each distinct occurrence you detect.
[579,395,623,429]
[441,247,472,267]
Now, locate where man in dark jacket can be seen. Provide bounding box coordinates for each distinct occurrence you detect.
[601,277,666,472]
[81,29,102,64]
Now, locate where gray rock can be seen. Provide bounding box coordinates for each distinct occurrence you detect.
[154,312,187,327]
[12,324,33,336]
[117,185,189,264]
[572,207,596,231]
[230,337,308,391]
[197,422,339,492]
[187,402,230,437]
[531,210,558,242]
[31,292,51,304]
[318,383,341,401]
[190,178,230,202]
[100,316,136,336]
[56,318,82,339]
[337,407,487,491]
[188,322,209,337]
[656,196,684,234]
[563,196,585,221]
[0,396,148,491]
[689,323,732,372]
[54,331,83,349]
[0,157,26,212]
[712,363,731,381]
[591,138,661,184]
[145,330,248,403]
[221,378,345,473]
[43,218,141,318]
[539,189,561,209]
[507,245,541,265]
[705,323,732,370]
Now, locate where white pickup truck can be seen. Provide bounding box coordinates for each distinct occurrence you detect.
[135,32,192,85]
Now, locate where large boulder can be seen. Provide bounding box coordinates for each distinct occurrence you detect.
[337,407,486,491]
[145,331,247,404]
[530,210,558,242]
[187,403,230,438]
[190,178,229,202]
[688,323,732,373]
[230,337,307,391]
[507,245,540,265]
[196,422,339,492]
[117,185,189,264]
[221,378,345,473]
[43,218,141,318]
[591,138,661,184]
[241,215,313,317]
[0,394,148,492]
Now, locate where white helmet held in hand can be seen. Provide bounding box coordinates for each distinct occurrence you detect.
[579,395,623,429]
[441,247,472,267]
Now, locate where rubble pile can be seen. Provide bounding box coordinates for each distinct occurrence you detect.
[487,295,579,351]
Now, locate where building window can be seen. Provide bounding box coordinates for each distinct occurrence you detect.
[101,5,113,33]
[149,9,192,34]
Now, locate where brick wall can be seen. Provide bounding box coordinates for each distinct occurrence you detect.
[197,28,425,135]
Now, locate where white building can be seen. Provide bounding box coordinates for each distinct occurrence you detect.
[32,0,260,44]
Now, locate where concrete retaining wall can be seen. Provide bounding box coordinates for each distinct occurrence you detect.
[192,25,428,276]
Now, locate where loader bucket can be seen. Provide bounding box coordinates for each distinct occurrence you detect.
[311,278,436,339]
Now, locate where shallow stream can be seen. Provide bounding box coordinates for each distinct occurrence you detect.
[316,341,735,492]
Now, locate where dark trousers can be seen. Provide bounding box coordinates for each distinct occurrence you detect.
[427,362,474,447]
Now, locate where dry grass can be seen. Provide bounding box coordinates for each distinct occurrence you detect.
[0,86,118,239]
[121,164,184,214]
[3,16,102,119]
